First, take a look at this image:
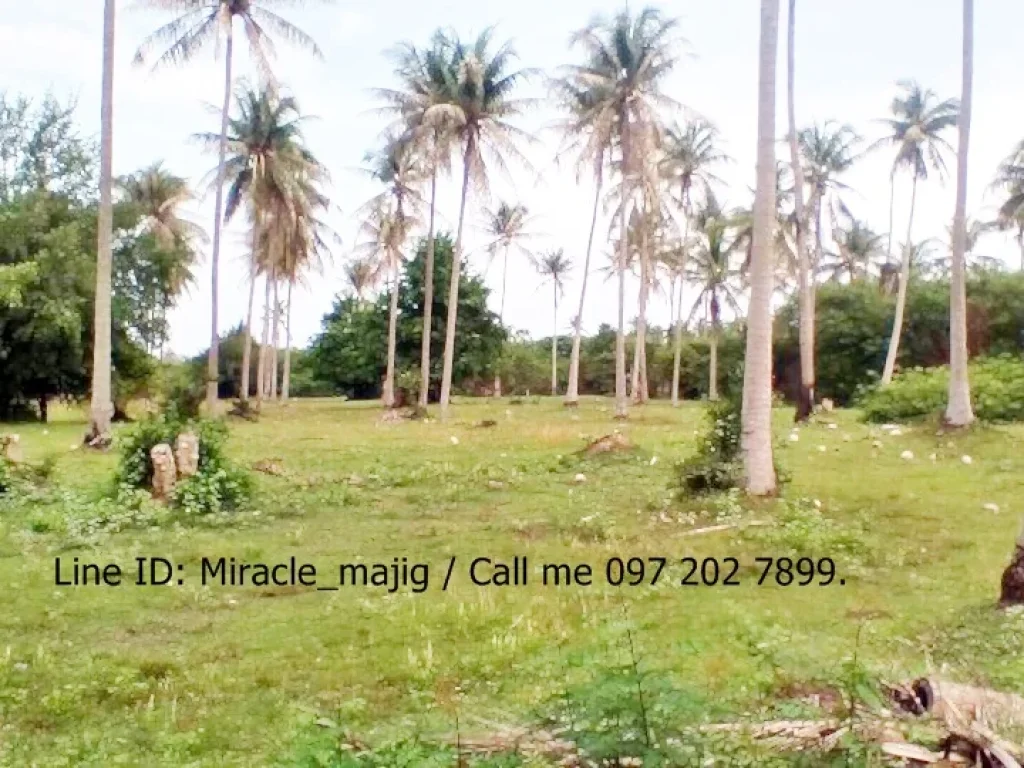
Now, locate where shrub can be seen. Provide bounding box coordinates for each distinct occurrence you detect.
[114,411,252,516]
[858,355,1024,423]
[675,397,743,495]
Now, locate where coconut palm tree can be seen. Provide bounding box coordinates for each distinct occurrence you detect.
[742,0,780,496]
[375,32,457,409]
[991,141,1024,271]
[946,0,975,427]
[550,70,616,407]
[134,0,329,411]
[88,0,116,445]
[360,133,421,408]
[423,29,533,420]
[685,195,743,401]
[535,249,574,396]
[784,0,813,422]
[483,201,533,396]
[567,6,681,418]
[872,80,959,385]
[661,116,729,406]
[820,220,884,283]
[196,84,322,404]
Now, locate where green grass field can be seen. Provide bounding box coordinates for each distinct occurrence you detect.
[2,398,1023,765]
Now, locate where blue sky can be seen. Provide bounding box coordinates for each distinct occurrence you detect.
[4,1,1023,356]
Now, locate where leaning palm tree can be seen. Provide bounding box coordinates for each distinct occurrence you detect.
[820,220,884,283]
[685,195,743,401]
[195,84,322,404]
[567,6,681,418]
[483,201,533,396]
[991,141,1024,272]
[375,32,457,409]
[550,69,616,407]
[535,249,574,396]
[661,116,729,406]
[872,80,959,385]
[425,29,533,420]
[742,0,780,496]
[945,0,975,427]
[134,0,330,411]
[88,0,116,445]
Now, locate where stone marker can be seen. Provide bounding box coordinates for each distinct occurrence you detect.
[150,444,177,501]
[1,434,23,463]
[174,432,200,478]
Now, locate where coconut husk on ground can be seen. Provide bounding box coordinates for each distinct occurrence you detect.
[580,432,631,456]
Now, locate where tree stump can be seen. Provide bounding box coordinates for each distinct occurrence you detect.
[150,444,177,502]
[1,434,23,463]
[174,432,200,478]
[999,544,1024,606]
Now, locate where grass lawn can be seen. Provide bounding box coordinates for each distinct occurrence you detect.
[1,397,1023,765]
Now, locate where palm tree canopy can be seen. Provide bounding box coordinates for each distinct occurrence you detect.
[535,248,573,296]
[118,162,207,248]
[483,201,533,259]
[872,80,959,182]
[685,192,744,328]
[133,0,326,76]
[820,219,885,283]
[344,258,379,301]
[661,116,730,207]
[799,121,860,207]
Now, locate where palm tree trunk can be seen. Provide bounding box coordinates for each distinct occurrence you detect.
[881,174,919,385]
[615,199,629,419]
[419,169,438,409]
[945,0,975,427]
[383,256,400,409]
[282,279,293,403]
[240,228,258,403]
[742,0,781,496]
[205,19,234,413]
[787,0,814,422]
[494,244,510,398]
[439,140,474,420]
[1018,228,1024,272]
[886,174,896,263]
[709,327,719,401]
[256,272,270,409]
[566,171,602,407]
[633,215,650,405]
[88,0,116,443]
[671,197,690,407]
[551,282,558,396]
[270,277,280,400]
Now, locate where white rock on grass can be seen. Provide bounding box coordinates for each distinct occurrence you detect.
[983,503,1000,513]
[649,456,658,466]
[961,455,973,465]
[817,445,827,453]
[929,453,937,462]
[788,433,800,443]
[827,423,838,430]
[900,450,914,461]
[573,473,587,484]
[872,440,883,449]
[450,436,460,445]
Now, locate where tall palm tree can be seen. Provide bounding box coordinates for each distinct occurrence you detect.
[820,220,884,283]
[567,6,681,418]
[88,0,116,444]
[685,195,743,401]
[872,80,959,385]
[375,32,457,409]
[991,141,1024,271]
[424,29,532,420]
[483,201,532,396]
[785,0,813,422]
[535,249,573,396]
[551,69,616,408]
[134,0,329,411]
[344,259,378,304]
[196,84,322,404]
[661,117,729,407]
[742,0,780,496]
[946,0,975,427]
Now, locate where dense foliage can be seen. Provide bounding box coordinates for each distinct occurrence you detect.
[775,275,1024,405]
[674,396,743,494]
[306,235,505,399]
[858,355,1024,423]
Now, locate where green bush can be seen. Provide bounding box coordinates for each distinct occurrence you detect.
[114,412,252,515]
[858,355,1024,423]
[675,397,743,495]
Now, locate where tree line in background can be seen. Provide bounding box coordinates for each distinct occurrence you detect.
[19,0,1017,495]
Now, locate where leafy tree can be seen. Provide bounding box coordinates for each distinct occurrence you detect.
[308,235,504,400]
